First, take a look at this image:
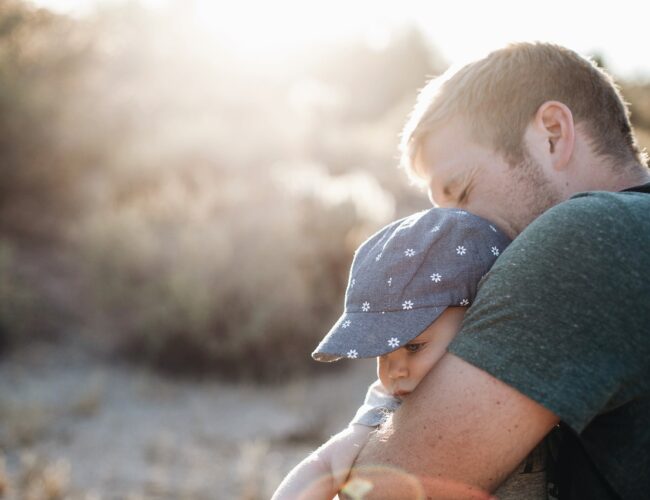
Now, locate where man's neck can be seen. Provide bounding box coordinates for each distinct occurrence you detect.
[572,163,650,195]
[609,166,650,191]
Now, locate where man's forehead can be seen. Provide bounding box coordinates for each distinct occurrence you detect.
[414,142,469,195]
[413,124,459,177]
[412,143,434,183]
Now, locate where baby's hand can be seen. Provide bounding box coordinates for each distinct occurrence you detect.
[327,424,374,488]
[271,424,373,500]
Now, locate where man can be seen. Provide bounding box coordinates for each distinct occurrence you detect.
[345,42,650,499]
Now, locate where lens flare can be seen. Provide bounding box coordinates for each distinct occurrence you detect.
[342,465,495,500]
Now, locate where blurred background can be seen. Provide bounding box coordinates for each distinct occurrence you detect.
[1,0,649,498]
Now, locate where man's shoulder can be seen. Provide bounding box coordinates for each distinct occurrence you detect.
[548,185,647,219]
[513,185,650,250]
[452,184,650,434]
[479,183,650,309]
[566,183,650,215]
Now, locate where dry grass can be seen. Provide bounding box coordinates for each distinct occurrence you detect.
[0,373,105,450]
[237,439,271,500]
[0,403,53,448]
[0,342,377,499]
[69,377,104,419]
[0,453,71,500]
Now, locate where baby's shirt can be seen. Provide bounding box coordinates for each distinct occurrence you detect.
[350,379,401,427]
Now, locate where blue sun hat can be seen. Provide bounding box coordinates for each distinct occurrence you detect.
[312,208,511,362]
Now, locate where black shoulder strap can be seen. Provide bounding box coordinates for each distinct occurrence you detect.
[548,423,622,500]
[621,181,650,194]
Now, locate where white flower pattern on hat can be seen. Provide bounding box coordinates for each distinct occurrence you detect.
[312,208,511,364]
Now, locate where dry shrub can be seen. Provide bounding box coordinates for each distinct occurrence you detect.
[11,453,71,500]
[0,452,72,500]
[0,2,438,375]
[73,166,393,381]
[0,238,74,353]
[0,0,93,242]
[0,240,49,353]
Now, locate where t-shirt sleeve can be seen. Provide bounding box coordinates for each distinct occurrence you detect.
[448,192,650,433]
[350,379,401,427]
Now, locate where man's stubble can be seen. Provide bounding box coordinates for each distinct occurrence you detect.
[507,152,564,237]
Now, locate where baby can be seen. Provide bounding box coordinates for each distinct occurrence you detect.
[272,208,511,499]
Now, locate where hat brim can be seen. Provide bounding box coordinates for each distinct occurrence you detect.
[312,306,447,362]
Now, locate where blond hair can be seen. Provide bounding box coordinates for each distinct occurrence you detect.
[401,42,646,184]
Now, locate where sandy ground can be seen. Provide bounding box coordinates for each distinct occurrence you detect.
[0,341,377,499]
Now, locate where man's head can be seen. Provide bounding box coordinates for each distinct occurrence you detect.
[402,42,649,237]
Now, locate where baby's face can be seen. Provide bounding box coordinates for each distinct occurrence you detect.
[377,307,466,398]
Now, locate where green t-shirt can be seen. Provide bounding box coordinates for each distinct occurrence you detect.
[449,183,650,500]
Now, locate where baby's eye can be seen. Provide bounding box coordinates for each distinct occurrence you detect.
[405,343,424,353]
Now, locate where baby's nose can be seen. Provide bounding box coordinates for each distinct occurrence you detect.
[388,355,409,379]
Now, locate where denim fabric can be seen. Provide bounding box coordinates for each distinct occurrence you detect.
[313,208,510,362]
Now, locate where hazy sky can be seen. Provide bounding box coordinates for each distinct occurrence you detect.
[31,0,650,79]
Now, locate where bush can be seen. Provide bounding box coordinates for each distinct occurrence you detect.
[73,167,393,381]
[0,0,93,242]
[0,240,55,353]
[0,1,435,379]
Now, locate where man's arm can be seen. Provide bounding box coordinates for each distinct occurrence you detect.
[345,353,558,499]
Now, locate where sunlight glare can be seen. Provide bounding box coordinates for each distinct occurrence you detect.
[30,0,650,79]
[193,0,397,58]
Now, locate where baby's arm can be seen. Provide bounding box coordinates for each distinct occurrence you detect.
[272,380,400,499]
[271,424,373,500]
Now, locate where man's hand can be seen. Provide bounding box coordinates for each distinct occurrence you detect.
[344,353,559,499]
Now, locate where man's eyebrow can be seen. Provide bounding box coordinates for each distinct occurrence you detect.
[441,173,468,197]
[441,167,479,201]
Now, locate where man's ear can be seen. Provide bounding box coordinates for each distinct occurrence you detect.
[531,101,575,171]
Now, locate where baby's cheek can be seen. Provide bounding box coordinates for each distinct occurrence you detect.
[376,358,390,388]
[413,358,436,387]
